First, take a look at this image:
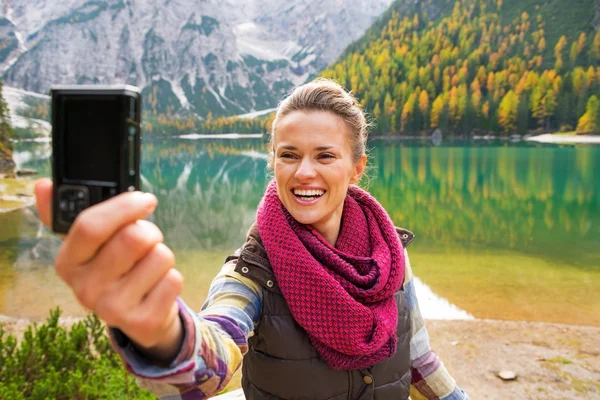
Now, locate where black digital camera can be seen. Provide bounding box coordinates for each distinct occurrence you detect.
[51,85,142,234]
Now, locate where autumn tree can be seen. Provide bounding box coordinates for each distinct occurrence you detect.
[592,29,600,61]
[418,90,430,130]
[498,90,519,133]
[317,0,600,136]
[430,95,445,128]
[554,35,567,71]
[576,95,599,133]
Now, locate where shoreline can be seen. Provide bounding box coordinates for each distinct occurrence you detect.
[8,132,600,144]
[0,176,36,213]
[526,133,600,144]
[2,317,598,399]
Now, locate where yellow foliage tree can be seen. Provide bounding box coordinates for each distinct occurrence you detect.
[418,90,430,116]
[576,95,599,133]
[430,95,445,128]
[498,90,519,133]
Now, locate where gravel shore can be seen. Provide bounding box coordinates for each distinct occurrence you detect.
[2,317,598,399]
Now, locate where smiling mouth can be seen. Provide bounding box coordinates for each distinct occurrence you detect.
[292,189,326,201]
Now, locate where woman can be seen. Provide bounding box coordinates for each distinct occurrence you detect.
[34,79,469,399]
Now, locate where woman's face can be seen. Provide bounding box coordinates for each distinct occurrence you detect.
[272,110,366,243]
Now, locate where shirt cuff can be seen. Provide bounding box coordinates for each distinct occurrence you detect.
[109,297,199,379]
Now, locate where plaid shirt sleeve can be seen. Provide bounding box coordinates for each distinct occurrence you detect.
[403,250,470,400]
[109,258,262,399]
[110,250,468,400]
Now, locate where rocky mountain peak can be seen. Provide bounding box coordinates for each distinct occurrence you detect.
[0,0,393,117]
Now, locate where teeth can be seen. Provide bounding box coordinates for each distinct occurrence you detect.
[294,189,325,197]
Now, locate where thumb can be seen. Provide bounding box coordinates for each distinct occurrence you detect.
[34,178,53,229]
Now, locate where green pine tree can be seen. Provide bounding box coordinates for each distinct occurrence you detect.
[0,78,15,164]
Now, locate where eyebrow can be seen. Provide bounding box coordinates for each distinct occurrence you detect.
[278,145,335,151]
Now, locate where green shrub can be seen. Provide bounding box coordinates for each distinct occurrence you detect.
[0,308,155,399]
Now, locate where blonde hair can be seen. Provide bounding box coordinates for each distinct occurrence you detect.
[269,78,370,162]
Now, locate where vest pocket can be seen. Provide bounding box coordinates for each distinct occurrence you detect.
[244,346,349,400]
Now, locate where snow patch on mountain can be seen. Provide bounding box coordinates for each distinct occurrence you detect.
[0,0,394,117]
[3,86,51,136]
[234,22,300,62]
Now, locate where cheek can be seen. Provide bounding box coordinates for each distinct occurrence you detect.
[326,163,355,184]
[273,161,288,177]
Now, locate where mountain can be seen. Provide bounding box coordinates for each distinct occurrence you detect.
[321,0,600,135]
[0,0,392,118]
[3,86,50,137]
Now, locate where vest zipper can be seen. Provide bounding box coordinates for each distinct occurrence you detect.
[346,370,353,400]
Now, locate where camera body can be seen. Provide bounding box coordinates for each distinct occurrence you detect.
[51,85,142,234]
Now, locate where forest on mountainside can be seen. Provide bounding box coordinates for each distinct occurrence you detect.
[10,0,600,138]
[170,0,600,137]
[320,0,600,135]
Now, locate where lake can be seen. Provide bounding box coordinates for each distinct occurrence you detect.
[0,137,598,327]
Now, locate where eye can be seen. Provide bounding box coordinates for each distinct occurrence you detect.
[318,153,335,160]
[279,152,297,159]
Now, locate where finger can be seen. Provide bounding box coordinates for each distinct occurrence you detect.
[125,269,183,347]
[139,269,183,324]
[68,220,165,310]
[120,243,175,302]
[87,220,165,285]
[58,191,158,266]
[34,178,53,229]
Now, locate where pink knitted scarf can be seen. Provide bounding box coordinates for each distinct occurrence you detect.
[256,180,406,370]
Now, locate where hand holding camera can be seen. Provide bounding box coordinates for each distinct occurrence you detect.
[33,85,184,364]
[35,179,184,363]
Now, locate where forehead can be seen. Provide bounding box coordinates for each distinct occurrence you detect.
[274,110,351,149]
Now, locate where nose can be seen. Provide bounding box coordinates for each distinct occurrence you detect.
[295,157,317,181]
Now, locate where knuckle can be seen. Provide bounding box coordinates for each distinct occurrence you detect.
[119,225,145,251]
[54,257,69,282]
[118,222,163,253]
[128,312,159,337]
[126,315,144,333]
[95,298,120,326]
[165,269,184,295]
[74,282,95,309]
[71,212,102,242]
[55,245,78,284]
[152,243,176,269]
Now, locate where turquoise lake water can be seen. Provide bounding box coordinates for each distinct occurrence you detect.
[0,138,598,326]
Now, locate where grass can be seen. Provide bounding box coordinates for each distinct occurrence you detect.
[547,356,574,365]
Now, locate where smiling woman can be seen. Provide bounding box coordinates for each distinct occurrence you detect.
[34,78,469,400]
[272,110,366,245]
[268,78,368,247]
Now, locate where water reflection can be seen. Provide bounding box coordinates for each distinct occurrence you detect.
[369,141,599,266]
[142,139,269,251]
[0,139,598,325]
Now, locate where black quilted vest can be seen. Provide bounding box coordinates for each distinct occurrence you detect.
[228,225,415,400]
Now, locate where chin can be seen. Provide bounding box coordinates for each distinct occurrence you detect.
[287,209,320,226]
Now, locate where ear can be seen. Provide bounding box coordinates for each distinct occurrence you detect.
[350,154,367,184]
